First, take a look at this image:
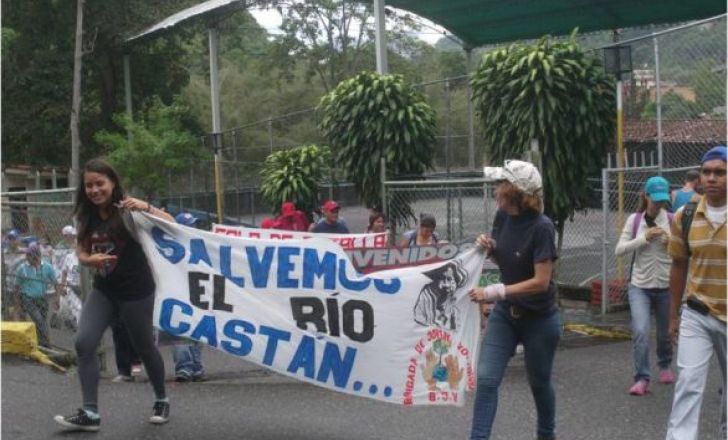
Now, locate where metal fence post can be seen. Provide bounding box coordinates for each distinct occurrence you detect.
[601,167,609,316]
[654,36,663,172]
[380,157,387,217]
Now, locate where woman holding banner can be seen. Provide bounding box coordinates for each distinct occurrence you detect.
[54,159,174,432]
[468,160,561,440]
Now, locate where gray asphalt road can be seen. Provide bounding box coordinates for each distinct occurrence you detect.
[3,339,724,440]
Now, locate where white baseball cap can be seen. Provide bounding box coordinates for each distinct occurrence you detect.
[483,159,543,195]
[62,225,77,236]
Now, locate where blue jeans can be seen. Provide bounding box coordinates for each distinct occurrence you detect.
[627,285,672,381]
[173,343,203,377]
[470,302,562,440]
[21,295,50,347]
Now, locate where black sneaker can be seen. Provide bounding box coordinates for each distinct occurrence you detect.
[149,401,170,424]
[174,370,191,383]
[53,409,101,432]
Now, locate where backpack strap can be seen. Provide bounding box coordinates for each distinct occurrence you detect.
[681,201,698,257]
[631,212,643,239]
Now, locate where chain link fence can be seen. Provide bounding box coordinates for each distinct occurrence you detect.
[384,178,488,245]
[609,15,727,169]
[1,188,82,349]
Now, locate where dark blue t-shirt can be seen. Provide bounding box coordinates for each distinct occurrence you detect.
[491,209,558,313]
[311,220,350,234]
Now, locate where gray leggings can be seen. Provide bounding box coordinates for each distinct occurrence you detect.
[75,289,166,412]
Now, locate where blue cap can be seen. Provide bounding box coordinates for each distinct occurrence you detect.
[20,235,38,246]
[175,212,198,226]
[645,176,670,203]
[702,146,727,164]
[25,241,41,257]
[7,229,19,239]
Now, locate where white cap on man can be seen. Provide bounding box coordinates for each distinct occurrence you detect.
[62,225,77,236]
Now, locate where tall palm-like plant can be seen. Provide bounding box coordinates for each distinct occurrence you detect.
[318,72,436,225]
[471,31,615,251]
[260,144,331,217]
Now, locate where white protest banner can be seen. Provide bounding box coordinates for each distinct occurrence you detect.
[213,223,388,250]
[135,213,484,406]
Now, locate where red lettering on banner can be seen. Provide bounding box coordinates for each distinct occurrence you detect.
[338,237,355,249]
[466,362,475,391]
[373,235,387,248]
[249,232,260,238]
[403,357,418,405]
[427,329,451,344]
[457,342,469,357]
[414,339,425,354]
[268,233,293,240]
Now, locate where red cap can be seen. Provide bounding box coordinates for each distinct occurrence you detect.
[322,200,340,212]
[281,202,296,217]
[261,218,276,229]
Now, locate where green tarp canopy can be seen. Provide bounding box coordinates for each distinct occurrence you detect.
[384,0,726,47]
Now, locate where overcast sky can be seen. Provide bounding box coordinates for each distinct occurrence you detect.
[247,5,449,46]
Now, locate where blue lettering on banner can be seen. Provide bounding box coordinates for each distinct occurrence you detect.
[151,227,402,295]
[159,298,359,390]
[189,239,213,267]
[302,249,336,290]
[373,278,401,294]
[259,325,291,366]
[338,259,370,291]
[191,315,219,347]
[317,343,357,387]
[159,298,192,334]
[220,245,245,287]
[246,246,275,288]
[277,246,300,289]
[287,335,317,379]
[222,320,256,356]
[152,227,185,264]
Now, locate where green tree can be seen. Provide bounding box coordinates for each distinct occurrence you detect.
[268,0,421,91]
[319,72,436,222]
[641,91,703,119]
[1,0,200,167]
[471,33,615,249]
[260,145,331,216]
[691,61,726,115]
[95,96,201,197]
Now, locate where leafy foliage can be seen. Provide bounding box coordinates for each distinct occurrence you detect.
[640,91,703,119]
[319,72,436,219]
[260,145,331,216]
[1,0,200,167]
[471,32,616,235]
[95,96,201,197]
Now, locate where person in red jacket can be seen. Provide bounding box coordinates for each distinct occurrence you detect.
[272,202,309,231]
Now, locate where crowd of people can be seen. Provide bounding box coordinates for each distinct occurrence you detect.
[1,147,724,440]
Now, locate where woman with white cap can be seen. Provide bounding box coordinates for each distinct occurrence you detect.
[468,159,561,440]
[615,176,675,396]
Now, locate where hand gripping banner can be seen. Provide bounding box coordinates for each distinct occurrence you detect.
[134,213,485,406]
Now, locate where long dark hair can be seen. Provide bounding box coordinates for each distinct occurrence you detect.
[74,158,126,245]
[367,211,386,232]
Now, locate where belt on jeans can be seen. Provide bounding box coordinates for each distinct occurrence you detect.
[686,296,710,316]
[508,304,552,320]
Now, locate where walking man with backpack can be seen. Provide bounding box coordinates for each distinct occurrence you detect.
[666,145,727,440]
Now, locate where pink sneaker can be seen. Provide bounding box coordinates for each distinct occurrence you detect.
[629,379,649,396]
[659,369,675,384]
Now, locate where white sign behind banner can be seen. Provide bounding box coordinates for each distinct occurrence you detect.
[135,214,484,406]
[212,223,388,250]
